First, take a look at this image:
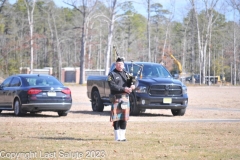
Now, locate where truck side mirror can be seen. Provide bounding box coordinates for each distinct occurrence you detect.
[172,74,179,79]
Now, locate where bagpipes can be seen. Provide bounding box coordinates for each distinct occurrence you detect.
[113,46,143,86]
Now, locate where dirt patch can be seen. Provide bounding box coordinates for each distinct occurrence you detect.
[59,85,240,121]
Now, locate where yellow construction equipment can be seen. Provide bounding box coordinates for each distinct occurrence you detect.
[169,54,182,74]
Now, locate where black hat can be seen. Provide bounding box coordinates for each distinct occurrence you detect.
[116,57,124,63]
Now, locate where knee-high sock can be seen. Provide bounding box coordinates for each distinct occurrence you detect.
[119,129,126,141]
[114,130,119,141]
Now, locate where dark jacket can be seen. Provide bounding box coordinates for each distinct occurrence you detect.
[107,69,132,95]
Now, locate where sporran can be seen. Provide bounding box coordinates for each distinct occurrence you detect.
[120,94,129,109]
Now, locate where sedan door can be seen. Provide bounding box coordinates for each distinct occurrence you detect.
[0,77,13,107]
[5,77,21,107]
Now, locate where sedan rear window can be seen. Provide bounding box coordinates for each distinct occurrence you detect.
[23,76,63,86]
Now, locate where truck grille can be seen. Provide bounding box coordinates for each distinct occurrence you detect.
[149,85,182,97]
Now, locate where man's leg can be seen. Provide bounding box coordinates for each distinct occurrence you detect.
[113,121,120,141]
[119,120,127,141]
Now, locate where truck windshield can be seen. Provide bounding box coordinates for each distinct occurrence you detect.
[127,63,172,78]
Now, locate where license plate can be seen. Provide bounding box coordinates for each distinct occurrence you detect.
[47,91,56,96]
[163,98,172,104]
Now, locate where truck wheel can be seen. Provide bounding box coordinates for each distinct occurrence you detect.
[92,90,104,112]
[129,93,140,116]
[171,108,186,116]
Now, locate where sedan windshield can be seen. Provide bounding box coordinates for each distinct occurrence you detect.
[127,63,172,78]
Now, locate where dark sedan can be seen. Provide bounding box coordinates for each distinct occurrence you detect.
[0,74,72,116]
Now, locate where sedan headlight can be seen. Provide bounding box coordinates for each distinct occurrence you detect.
[135,85,147,93]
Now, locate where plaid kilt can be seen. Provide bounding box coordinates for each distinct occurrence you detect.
[110,95,130,122]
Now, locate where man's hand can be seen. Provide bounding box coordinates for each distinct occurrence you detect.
[130,85,135,90]
[124,87,132,94]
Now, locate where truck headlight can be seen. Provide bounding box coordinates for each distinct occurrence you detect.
[182,86,187,94]
[135,85,147,93]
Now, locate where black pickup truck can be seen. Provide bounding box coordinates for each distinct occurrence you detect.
[87,62,188,116]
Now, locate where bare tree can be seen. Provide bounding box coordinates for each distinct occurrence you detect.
[146,0,151,61]
[65,0,98,84]
[228,0,240,10]
[182,17,191,74]
[104,0,117,75]
[101,0,129,75]
[0,0,7,12]
[24,0,36,74]
[52,11,62,80]
[160,2,174,64]
[228,0,240,85]
[189,0,221,84]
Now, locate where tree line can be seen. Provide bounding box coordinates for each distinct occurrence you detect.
[0,0,240,85]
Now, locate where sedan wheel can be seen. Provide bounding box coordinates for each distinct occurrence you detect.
[0,110,2,113]
[14,100,24,116]
[58,110,68,116]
